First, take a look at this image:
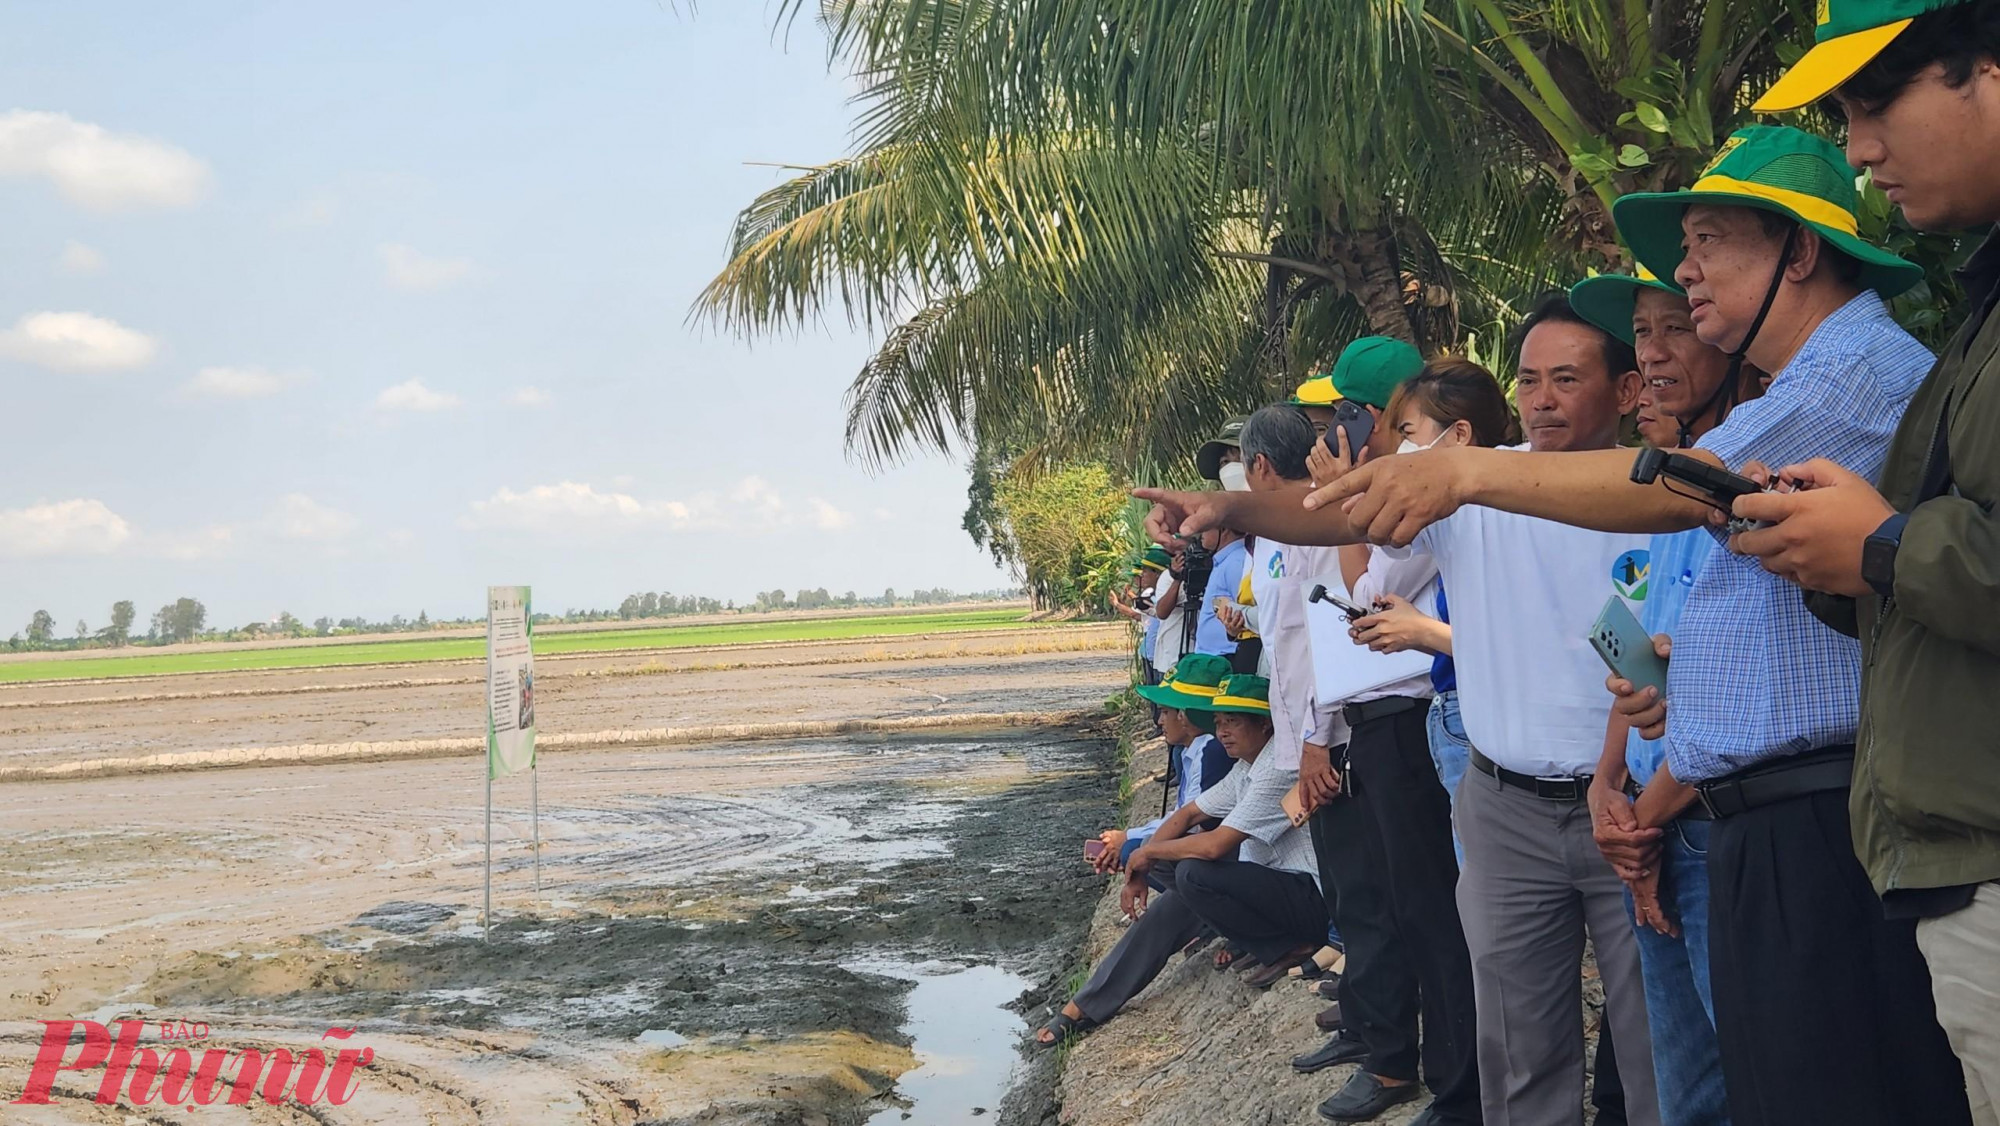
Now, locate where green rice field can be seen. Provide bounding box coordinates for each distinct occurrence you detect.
[0,608,1055,684]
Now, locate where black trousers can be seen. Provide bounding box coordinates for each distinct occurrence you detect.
[1311,770,1423,1081]
[1707,785,1971,1126]
[1348,703,1481,1121]
[1175,857,1326,965]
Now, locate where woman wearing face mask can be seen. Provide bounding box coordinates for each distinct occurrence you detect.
[1341,360,1519,851]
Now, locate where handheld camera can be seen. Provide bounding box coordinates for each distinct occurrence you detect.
[1630,448,1775,535]
[1308,583,1374,623]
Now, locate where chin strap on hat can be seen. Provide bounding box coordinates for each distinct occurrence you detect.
[1675,223,1798,448]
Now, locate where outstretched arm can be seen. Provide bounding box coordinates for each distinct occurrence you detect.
[1135,482,1365,547]
[1307,447,1717,546]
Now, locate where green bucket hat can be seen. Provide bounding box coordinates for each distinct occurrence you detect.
[1331,336,1425,410]
[1612,126,1924,301]
[1135,653,1233,710]
[1754,0,1968,112]
[1196,673,1272,717]
[1195,415,1250,481]
[1568,265,1686,346]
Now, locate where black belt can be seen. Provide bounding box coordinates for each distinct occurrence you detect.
[1469,747,1590,803]
[1622,777,1712,821]
[1343,696,1427,726]
[1695,745,1855,820]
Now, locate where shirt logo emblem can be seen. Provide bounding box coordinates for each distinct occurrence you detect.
[1612,549,1651,601]
[1267,551,1285,578]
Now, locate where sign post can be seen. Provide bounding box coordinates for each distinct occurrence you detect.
[484,585,536,941]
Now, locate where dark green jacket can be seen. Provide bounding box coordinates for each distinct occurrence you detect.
[1819,231,2000,896]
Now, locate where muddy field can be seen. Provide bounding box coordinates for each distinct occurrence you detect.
[0,634,1131,1124]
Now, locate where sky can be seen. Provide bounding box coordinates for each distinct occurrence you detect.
[0,2,1010,634]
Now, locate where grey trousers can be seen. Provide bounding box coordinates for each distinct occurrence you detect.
[1919,882,2000,1126]
[1071,884,1204,1024]
[1454,770,1661,1126]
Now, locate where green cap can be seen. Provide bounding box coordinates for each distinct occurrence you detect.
[1568,266,1686,345]
[1135,653,1233,710]
[1192,673,1271,716]
[1754,0,1967,111]
[1330,337,1424,410]
[1137,545,1173,573]
[1196,415,1250,481]
[1612,125,1923,302]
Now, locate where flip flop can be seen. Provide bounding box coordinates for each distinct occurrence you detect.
[1181,927,1219,959]
[1034,1010,1097,1049]
[1214,941,1257,972]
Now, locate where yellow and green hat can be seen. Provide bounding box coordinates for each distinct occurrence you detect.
[1135,545,1173,574]
[1568,265,1686,346]
[1136,653,1232,710]
[1611,125,1924,301]
[1754,0,1968,112]
[1289,374,1343,407]
[1330,336,1425,410]
[1198,673,1272,717]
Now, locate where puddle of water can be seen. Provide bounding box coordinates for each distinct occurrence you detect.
[635,1027,689,1049]
[855,962,1027,1126]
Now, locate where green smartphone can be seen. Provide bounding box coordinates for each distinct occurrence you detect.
[1588,595,1668,698]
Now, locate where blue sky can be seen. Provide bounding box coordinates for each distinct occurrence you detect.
[0,3,1010,633]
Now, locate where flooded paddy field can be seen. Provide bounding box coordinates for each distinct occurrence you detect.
[0,639,1128,1124]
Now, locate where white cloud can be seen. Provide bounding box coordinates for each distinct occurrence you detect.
[0,498,133,557]
[460,475,835,536]
[460,481,690,534]
[375,379,461,412]
[808,498,854,531]
[148,525,234,561]
[506,385,551,407]
[378,243,472,291]
[0,110,210,212]
[265,493,359,541]
[182,365,294,399]
[0,311,157,372]
[56,240,102,274]
[279,190,338,227]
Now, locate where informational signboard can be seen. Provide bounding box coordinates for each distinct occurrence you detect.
[486,585,536,780]
[1304,583,1434,706]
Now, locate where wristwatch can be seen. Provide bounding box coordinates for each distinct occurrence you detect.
[1862,513,1909,600]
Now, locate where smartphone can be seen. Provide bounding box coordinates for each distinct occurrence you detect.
[1588,595,1669,699]
[1324,400,1375,463]
[1281,784,1309,827]
[1084,839,1107,860]
[1308,583,1372,622]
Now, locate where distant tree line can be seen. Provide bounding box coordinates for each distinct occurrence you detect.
[9,585,1025,651]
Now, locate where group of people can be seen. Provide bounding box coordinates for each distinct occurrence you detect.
[1051,7,2000,1125]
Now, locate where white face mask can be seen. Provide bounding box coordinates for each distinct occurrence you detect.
[1396,430,1451,456]
[1218,461,1250,492]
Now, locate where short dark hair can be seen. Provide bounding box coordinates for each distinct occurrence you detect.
[1835,2,2000,113]
[1511,290,1638,378]
[1238,404,1318,482]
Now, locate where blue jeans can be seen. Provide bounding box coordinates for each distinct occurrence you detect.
[1425,691,1470,865]
[1628,817,1730,1126]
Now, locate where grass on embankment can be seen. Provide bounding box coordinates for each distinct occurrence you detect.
[0,609,1065,684]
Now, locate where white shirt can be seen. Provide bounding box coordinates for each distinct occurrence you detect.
[1346,547,1441,703]
[1248,536,1347,769]
[1195,746,1319,887]
[1387,472,1649,776]
[1150,572,1185,674]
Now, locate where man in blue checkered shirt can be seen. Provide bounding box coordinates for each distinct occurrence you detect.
[1289,126,1972,1126]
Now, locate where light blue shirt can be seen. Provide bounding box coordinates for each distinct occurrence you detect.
[1626,528,1713,785]
[1665,293,1932,782]
[1194,538,1247,656]
[1126,734,1220,845]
